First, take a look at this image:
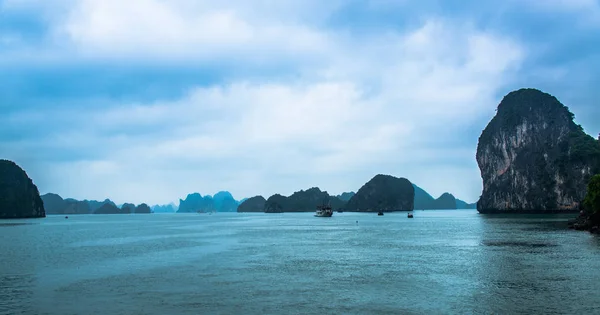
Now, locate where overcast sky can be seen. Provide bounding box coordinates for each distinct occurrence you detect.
[2,0,599,205]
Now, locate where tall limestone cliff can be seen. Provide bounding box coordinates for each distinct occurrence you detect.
[345,174,414,212]
[0,160,45,218]
[477,88,600,213]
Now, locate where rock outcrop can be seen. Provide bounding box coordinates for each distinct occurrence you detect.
[345,174,414,212]
[0,160,45,218]
[237,196,266,212]
[477,88,600,213]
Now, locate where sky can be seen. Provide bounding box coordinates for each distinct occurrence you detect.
[1,0,599,205]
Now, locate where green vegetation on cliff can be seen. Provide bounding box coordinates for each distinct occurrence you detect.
[584,174,600,214]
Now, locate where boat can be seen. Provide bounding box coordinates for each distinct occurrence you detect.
[408,213,413,218]
[377,211,384,216]
[315,201,333,217]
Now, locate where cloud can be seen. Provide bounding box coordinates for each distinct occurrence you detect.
[50,0,337,64]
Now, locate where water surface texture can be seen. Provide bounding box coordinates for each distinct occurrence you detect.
[1,210,599,314]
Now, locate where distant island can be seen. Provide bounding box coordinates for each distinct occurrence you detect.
[238,174,475,213]
[41,193,151,215]
[177,191,241,213]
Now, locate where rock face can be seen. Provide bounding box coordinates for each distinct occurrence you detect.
[477,88,600,213]
[0,160,45,218]
[345,174,414,212]
[237,196,266,212]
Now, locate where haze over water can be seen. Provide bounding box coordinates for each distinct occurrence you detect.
[1,210,599,314]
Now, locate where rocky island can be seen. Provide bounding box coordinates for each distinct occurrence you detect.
[177,191,241,213]
[263,188,344,213]
[345,174,414,212]
[237,196,266,212]
[476,88,600,213]
[0,159,45,219]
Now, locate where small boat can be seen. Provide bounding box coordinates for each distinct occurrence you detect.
[315,201,333,217]
[377,211,384,216]
[407,213,413,218]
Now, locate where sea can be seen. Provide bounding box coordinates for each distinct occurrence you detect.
[1,210,599,314]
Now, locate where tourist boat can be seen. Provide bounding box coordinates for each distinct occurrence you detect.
[377,211,384,216]
[315,202,333,217]
[408,213,413,218]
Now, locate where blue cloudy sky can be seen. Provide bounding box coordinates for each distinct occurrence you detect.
[2,0,599,205]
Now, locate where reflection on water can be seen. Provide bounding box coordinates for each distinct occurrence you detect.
[482,240,557,247]
[0,223,36,227]
[0,211,598,314]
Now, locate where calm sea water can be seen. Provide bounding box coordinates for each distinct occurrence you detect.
[1,210,599,315]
